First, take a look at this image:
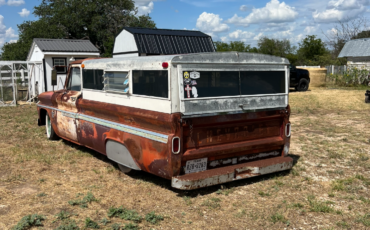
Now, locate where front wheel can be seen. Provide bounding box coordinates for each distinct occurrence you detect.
[46,113,59,140]
[296,79,309,91]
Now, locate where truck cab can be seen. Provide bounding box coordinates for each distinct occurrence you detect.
[37,52,293,190]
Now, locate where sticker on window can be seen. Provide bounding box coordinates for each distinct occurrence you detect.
[190,71,200,79]
[184,72,190,79]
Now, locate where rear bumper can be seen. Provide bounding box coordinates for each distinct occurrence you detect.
[172,156,293,190]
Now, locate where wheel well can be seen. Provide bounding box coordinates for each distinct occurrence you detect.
[39,109,47,126]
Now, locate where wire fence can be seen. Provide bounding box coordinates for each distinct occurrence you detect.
[326,65,347,75]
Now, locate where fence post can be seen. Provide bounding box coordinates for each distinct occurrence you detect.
[0,65,3,104]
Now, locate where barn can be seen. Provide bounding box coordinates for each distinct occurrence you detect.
[338,38,370,67]
[113,27,216,58]
[27,38,100,92]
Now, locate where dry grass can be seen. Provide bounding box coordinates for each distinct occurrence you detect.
[0,87,370,229]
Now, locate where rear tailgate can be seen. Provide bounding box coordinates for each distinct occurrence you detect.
[181,110,286,173]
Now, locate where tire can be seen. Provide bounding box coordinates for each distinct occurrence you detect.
[366,96,370,103]
[296,79,309,91]
[117,163,138,175]
[45,113,59,140]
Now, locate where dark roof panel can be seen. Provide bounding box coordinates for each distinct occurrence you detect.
[33,38,99,53]
[121,27,215,55]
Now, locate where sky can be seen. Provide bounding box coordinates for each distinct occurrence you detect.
[0,0,370,49]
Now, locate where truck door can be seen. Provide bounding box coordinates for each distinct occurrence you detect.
[55,66,81,142]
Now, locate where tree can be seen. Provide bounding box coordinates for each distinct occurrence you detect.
[214,41,257,52]
[1,0,156,60]
[257,37,297,64]
[298,35,327,61]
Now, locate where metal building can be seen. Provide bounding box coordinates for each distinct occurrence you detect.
[338,38,370,67]
[113,27,215,58]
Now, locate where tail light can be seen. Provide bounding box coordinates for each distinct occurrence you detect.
[285,123,291,137]
[172,137,180,154]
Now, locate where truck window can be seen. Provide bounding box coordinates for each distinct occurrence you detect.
[83,69,104,90]
[240,71,286,95]
[183,71,239,98]
[104,72,129,93]
[133,70,168,98]
[67,67,81,91]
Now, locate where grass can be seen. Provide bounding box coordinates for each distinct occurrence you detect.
[108,206,143,223]
[11,214,45,230]
[145,211,164,224]
[68,192,98,208]
[0,89,370,228]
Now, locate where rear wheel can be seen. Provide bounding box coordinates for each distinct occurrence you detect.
[46,113,59,140]
[296,79,309,91]
[366,95,370,103]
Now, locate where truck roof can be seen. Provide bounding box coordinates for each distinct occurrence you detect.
[82,52,289,70]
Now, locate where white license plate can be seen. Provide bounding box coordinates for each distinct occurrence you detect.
[185,158,207,174]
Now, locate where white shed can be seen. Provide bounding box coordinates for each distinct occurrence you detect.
[27,38,100,92]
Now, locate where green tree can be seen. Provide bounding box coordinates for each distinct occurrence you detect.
[214,41,256,52]
[257,37,297,64]
[298,35,327,61]
[1,0,156,60]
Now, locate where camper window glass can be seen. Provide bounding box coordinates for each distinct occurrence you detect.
[67,67,81,91]
[240,71,286,95]
[53,58,66,74]
[182,71,239,99]
[104,72,129,93]
[83,69,104,90]
[133,70,168,98]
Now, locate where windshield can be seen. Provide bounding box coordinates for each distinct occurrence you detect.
[182,71,286,99]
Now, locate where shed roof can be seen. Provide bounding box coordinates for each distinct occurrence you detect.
[33,38,100,53]
[122,27,215,55]
[338,38,370,58]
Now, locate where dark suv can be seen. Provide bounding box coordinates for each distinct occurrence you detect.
[290,65,310,91]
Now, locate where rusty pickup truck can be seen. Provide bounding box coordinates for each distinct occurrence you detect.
[37,52,293,190]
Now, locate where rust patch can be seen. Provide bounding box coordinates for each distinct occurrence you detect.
[148,159,170,179]
[124,138,142,161]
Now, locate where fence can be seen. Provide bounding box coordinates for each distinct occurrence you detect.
[0,61,43,106]
[326,65,347,75]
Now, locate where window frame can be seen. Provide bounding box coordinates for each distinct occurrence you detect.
[82,68,105,91]
[131,69,170,100]
[52,57,67,74]
[66,65,82,91]
[103,70,131,95]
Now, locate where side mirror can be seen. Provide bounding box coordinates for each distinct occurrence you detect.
[51,69,57,86]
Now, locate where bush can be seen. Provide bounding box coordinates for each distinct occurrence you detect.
[328,66,370,86]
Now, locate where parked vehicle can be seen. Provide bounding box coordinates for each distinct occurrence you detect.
[290,65,310,91]
[37,52,293,190]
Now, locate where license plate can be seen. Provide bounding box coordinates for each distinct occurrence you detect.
[185,158,207,174]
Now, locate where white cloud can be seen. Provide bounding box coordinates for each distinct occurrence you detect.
[313,0,368,23]
[0,15,6,33]
[226,0,298,26]
[0,0,6,6]
[240,5,247,11]
[253,32,264,40]
[7,0,25,6]
[229,30,255,42]
[18,8,30,17]
[304,26,317,34]
[9,39,17,43]
[196,12,229,36]
[5,27,17,38]
[137,1,154,15]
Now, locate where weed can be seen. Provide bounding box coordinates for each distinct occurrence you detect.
[183,196,192,205]
[68,192,98,208]
[39,178,46,183]
[99,218,111,225]
[55,210,72,221]
[107,206,142,223]
[55,220,80,230]
[37,192,47,197]
[258,191,270,197]
[216,187,235,196]
[270,213,289,225]
[331,178,355,192]
[12,214,45,230]
[111,223,121,230]
[85,217,100,229]
[291,203,304,208]
[201,198,221,209]
[336,221,350,228]
[357,213,370,227]
[123,223,138,230]
[145,212,164,224]
[307,195,334,213]
[359,196,370,204]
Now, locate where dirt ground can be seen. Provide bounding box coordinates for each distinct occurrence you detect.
[0,88,369,229]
